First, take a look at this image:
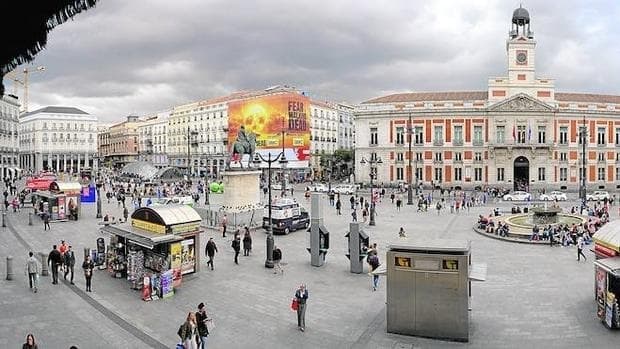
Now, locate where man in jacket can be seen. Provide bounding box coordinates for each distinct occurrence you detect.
[205,238,218,271]
[195,302,210,348]
[47,245,62,284]
[232,235,241,265]
[25,251,39,292]
[64,245,76,284]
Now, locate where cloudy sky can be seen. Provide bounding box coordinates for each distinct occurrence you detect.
[12,0,620,122]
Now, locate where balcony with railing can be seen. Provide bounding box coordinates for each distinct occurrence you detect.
[472,139,484,146]
[433,139,444,146]
[489,140,553,149]
[452,139,463,146]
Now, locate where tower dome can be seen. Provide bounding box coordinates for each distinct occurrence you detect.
[512,6,530,26]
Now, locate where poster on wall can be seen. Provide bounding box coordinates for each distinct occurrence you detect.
[227,92,311,168]
[181,238,196,275]
[150,274,161,300]
[170,242,182,270]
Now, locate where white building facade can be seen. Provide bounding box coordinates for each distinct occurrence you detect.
[309,100,339,177]
[137,110,170,167]
[19,106,98,174]
[0,94,20,180]
[337,103,355,150]
[355,7,620,192]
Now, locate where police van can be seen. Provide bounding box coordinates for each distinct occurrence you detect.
[262,198,309,234]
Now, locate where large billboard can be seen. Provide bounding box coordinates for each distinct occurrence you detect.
[228,93,311,168]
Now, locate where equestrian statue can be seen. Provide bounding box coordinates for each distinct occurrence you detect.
[228,125,257,169]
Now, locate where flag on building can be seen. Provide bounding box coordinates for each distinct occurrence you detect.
[527,121,532,142]
[512,124,516,141]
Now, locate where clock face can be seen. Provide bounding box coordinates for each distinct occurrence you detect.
[516,51,527,64]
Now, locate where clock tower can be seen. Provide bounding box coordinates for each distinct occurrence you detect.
[488,5,554,103]
[507,5,536,83]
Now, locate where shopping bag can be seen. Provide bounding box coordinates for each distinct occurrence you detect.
[291,298,299,311]
[206,318,215,333]
[175,343,185,349]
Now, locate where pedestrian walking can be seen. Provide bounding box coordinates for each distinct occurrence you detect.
[43,212,51,231]
[25,252,39,293]
[22,333,38,349]
[177,311,199,349]
[232,235,241,264]
[47,245,62,284]
[242,228,252,256]
[335,199,342,215]
[82,255,94,292]
[368,252,381,291]
[349,195,355,209]
[398,227,406,238]
[362,208,368,223]
[195,303,210,349]
[294,284,309,332]
[577,235,587,261]
[205,238,218,270]
[221,214,228,237]
[396,195,402,211]
[123,207,129,223]
[64,245,75,284]
[351,209,357,222]
[273,245,283,274]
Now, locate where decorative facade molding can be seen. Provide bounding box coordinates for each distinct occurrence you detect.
[488,93,555,112]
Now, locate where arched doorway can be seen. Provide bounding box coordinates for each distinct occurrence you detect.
[513,156,529,191]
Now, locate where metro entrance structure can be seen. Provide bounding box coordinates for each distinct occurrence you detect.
[355,6,620,193]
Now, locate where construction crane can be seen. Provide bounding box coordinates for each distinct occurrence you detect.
[5,65,45,113]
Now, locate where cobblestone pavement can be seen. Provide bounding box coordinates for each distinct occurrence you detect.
[1,183,618,348]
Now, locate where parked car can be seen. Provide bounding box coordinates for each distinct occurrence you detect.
[502,191,531,201]
[586,191,610,201]
[333,184,357,195]
[539,191,567,201]
[306,183,329,192]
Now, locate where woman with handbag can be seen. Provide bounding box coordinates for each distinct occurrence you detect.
[82,255,94,292]
[178,312,199,349]
[294,284,309,332]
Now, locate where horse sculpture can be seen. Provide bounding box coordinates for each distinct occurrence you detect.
[228,131,256,169]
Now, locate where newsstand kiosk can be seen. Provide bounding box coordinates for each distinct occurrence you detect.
[100,205,202,301]
[593,221,620,328]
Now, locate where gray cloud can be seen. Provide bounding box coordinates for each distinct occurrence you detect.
[9,0,620,122]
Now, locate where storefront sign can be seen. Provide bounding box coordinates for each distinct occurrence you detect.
[394,256,412,268]
[170,222,200,234]
[132,219,166,234]
[180,237,196,275]
[142,275,152,301]
[170,243,182,270]
[161,270,174,299]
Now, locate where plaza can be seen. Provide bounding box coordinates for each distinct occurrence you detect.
[1,182,618,348]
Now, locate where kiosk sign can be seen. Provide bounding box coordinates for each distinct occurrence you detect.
[132,219,166,234]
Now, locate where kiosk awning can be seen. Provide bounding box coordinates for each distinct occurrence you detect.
[50,181,82,193]
[101,225,182,250]
[132,205,201,226]
[595,257,620,277]
[593,221,620,252]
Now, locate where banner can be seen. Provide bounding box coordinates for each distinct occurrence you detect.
[228,93,311,168]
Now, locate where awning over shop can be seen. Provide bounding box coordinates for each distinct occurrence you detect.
[50,181,82,193]
[102,225,182,250]
[595,257,620,277]
[593,221,620,252]
[132,205,201,226]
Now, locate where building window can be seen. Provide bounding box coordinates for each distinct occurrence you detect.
[395,127,405,145]
[615,128,620,145]
[496,126,505,144]
[434,168,443,182]
[434,126,443,144]
[497,168,505,181]
[416,152,423,161]
[474,168,482,181]
[560,168,568,181]
[517,125,527,144]
[434,152,443,161]
[559,152,567,161]
[578,126,587,144]
[598,153,606,163]
[616,168,620,181]
[396,167,404,181]
[415,167,423,182]
[559,126,568,145]
[396,152,404,162]
[414,127,423,145]
[370,127,378,145]
[454,167,462,181]
[598,167,606,181]
[538,167,546,181]
[454,152,462,162]
[474,152,482,161]
[473,126,483,144]
[597,127,606,145]
[538,126,546,144]
[453,125,463,144]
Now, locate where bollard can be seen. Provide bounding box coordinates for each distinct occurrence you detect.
[6,256,14,280]
[2,211,5,227]
[28,212,33,226]
[39,252,49,276]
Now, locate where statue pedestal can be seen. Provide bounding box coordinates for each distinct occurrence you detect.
[221,170,262,213]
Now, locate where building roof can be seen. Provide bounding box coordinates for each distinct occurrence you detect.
[361,91,488,104]
[361,91,620,105]
[21,106,89,117]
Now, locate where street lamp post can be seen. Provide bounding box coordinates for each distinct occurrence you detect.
[254,151,287,268]
[187,126,198,178]
[95,179,103,219]
[407,112,414,205]
[360,156,382,226]
[579,115,587,205]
